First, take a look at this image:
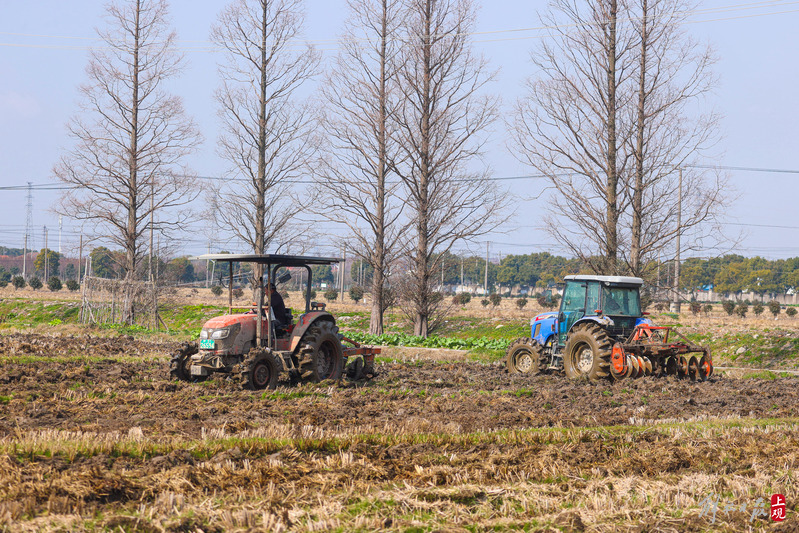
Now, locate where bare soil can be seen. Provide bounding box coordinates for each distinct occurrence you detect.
[0,333,797,532]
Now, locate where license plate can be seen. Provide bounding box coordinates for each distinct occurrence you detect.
[199,339,215,350]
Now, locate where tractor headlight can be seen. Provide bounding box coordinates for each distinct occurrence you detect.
[211,328,231,340]
[200,329,209,339]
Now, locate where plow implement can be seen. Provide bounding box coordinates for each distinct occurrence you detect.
[609,324,713,381]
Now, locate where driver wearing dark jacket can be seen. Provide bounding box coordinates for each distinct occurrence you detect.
[268,283,287,328]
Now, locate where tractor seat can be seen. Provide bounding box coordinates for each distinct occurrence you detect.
[311,301,326,311]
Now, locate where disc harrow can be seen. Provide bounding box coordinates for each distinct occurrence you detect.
[607,324,712,381]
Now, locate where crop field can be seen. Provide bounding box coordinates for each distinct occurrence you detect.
[0,329,797,532]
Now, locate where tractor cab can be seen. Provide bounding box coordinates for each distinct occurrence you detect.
[556,275,644,347]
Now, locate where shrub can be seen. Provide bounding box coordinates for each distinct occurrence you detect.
[324,288,339,302]
[702,304,713,316]
[768,301,781,317]
[722,300,736,316]
[689,301,701,315]
[734,302,748,318]
[787,307,797,318]
[654,301,668,312]
[304,289,317,300]
[480,298,489,307]
[47,277,62,291]
[516,298,528,310]
[28,277,42,290]
[66,280,80,291]
[12,276,25,290]
[0,280,6,288]
[211,285,223,296]
[753,303,764,316]
[349,286,364,303]
[232,288,244,299]
[452,292,471,305]
[537,295,557,309]
[489,293,502,307]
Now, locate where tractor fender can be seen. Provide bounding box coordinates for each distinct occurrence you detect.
[290,311,336,353]
[569,315,614,334]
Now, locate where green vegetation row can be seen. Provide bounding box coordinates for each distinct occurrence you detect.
[344,330,510,350]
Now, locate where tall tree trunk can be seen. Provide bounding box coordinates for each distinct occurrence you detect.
[369,0,390,335]
[254,0,269,296]
[605,0,619,274]
[631,0,648,276]
[124,0,142,324]
[413,0,433,338]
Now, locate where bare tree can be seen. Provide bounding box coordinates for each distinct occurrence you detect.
[315,0,404,334]
[211,0,319,276]
[625,0,723,276]
[512,0,637,274]
[514,0,726,278]
[394,0,505,337]
[54,0,201,323]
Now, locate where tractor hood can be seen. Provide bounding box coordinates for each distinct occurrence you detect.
[202,313,256,329]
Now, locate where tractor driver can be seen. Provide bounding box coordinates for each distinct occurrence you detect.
[267,282,287,328]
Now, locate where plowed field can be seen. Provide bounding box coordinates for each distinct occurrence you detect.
[0,333,797,532]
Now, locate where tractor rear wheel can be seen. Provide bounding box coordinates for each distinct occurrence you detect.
[563,323,612,380]
[242,349,280,390]
[170,342,206,382]
[506,338,546,375]
[298,320,344,382]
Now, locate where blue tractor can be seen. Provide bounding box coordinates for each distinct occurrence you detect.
[506,275,713,380]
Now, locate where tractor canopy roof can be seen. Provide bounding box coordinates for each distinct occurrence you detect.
[564,274,644,286]
[192,254,342,267]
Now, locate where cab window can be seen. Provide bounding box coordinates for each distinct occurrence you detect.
[560,281,586,313]
[602,286,641,316]
[585,281,600,314]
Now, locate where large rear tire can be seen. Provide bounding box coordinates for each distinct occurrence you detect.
[563,323,612,380]
[506,338,546,375]
[298,320,344,382]
[170,342,206,382]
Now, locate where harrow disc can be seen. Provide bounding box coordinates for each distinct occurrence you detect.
[677,356,688,379]
[628,355,640,378]
[642,356,653,376]
[700,352,714,379]
[636,356,646,378]
[688,356,700,382]
[665,356,677,376]
[610,344,627,380]
[624,355,635,378]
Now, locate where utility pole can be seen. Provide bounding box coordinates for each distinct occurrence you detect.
[22,234,27,281]
[484,241,489,296]
[340,245,347,302]
[205,243,211,288]
[460,255,464,291]
[441,256,444,290]
[44,226,49,281]
[78,234,83,283]
[671,168,682,313]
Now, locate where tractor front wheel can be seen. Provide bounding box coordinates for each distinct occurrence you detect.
[506,338,546,375]
[170,342,206,382]
[242,349,280,390]
[563,323,612,380]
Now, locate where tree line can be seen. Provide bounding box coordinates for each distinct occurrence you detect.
[49,0,725,335]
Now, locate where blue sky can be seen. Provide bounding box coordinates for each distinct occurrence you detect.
[1,0,797,261]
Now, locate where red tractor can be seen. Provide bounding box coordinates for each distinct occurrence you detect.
[170,254,379,390]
